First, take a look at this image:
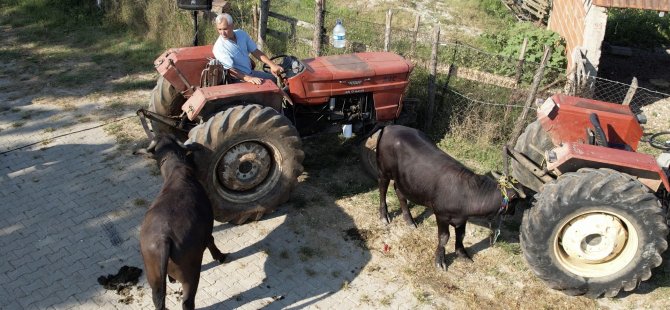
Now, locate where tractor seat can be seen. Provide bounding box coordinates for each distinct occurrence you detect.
[586,112,632,151]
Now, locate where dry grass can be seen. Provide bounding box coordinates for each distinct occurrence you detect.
[103,117,148,151]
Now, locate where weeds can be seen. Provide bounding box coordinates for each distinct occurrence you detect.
[494,241,521,255]
[304,268,317,277]
[279,250,289,259]
[133,198,147,207]
[380,295,392,306]
[298,246,320,261]
[413,290,431,303]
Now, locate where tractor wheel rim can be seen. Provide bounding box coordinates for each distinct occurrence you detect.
[218,141,271,191]
[555,211,638,278]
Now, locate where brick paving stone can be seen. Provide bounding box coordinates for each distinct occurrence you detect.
[0,100,438,310]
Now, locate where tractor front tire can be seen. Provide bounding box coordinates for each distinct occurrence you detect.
[149,76,186,137]
[520,168,668,298]
[511,119,554,192]
[187,105,304,224]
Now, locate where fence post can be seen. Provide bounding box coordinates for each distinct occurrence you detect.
[514,38,529,86]
[425,26,440,130]
[508,45,552,147]
[622,77,638,106]
[258,0,270,51]
[384,9,393,52]
[504,37,529,120]
[253,4,259,40]
[313,0,324,56]
[410,15,420,57]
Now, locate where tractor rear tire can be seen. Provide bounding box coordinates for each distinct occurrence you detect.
[149,76,186,138]
[187,105,304,224]
[520,168,668,298]
[511,119,554,192]
[360,128,381,180]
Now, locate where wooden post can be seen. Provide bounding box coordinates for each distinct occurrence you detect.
[505,37,529,120]
[622,77,638,106]
[514,38,529,86]
[258,0,270,51]
[410,15,420,57]
[425,26,440,130]
[508,45,552,147]
[384,9,393,52]
[313,0,324,56]
[252,4,259,40]
[290,20,296,41]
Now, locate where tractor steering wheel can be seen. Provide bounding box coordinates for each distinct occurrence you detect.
[648,131,670,151]
[263,55,290,75]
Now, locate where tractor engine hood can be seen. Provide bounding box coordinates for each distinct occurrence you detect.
[288,52,414,105]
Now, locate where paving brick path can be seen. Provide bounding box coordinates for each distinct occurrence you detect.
[0,95,429,309]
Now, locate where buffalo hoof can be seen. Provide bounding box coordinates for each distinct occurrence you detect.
[434,253,447,271]
[215,253,227,264]
[403,216,417,228]
[216,254,228,264]
[380,214,391,225]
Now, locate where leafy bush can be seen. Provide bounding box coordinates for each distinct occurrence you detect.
[478,0,510,19]
[480,22,566,69]
[605,9,670,47]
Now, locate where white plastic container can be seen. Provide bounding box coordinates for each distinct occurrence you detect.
[332,19,346,48]
[342,124,352,138]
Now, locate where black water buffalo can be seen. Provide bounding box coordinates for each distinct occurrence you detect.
[375,125,522,270]
[137,134,226,310]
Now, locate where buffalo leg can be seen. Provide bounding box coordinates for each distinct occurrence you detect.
[454,223,472,261]
[207,235,227,263]
[393,183,416,228]
[435,218,450,271]
[180,261,202,310]
[145,261,166,310]
[378,177,391,224]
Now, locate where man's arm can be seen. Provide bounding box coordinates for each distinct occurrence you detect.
[251,49,284,76]
[228,68,263,85]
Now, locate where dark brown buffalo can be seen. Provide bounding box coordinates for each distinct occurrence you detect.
[375,125,521,270]
[138,134,226,310]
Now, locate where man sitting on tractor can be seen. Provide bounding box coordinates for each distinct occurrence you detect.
[212,13,284,85]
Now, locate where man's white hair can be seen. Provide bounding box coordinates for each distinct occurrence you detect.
[215,13,233,25]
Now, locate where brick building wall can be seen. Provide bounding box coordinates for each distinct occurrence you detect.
[548,0,607,75]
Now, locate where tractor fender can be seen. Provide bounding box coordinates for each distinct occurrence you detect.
[547,142,670,192]
[154,45,215,97]
[181,80,284,121]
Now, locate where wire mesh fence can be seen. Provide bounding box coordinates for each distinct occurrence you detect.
[568,76,670,114]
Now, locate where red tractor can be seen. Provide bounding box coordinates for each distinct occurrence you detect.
[141,45,414,224]
[508,93,670,297]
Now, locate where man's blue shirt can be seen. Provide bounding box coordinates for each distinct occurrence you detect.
[212,29,256,74]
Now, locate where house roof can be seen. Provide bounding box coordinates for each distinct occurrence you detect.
[593,0,669,11]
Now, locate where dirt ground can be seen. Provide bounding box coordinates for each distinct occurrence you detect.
[2,16,670,310]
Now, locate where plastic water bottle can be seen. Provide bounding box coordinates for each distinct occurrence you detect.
[332,19,346,48]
